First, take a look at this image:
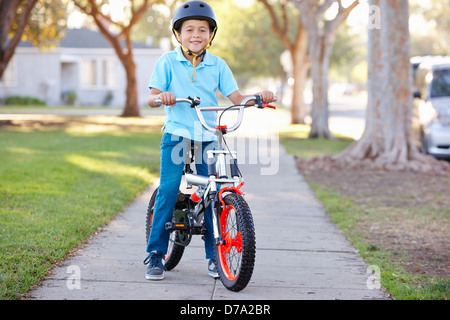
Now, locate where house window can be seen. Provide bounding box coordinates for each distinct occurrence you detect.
[81,58,117,89]
[102,59,117,87]
[81,59,97,87]
[1,58,16,86]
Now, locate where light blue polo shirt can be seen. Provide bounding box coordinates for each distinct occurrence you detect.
[149,46,239,141]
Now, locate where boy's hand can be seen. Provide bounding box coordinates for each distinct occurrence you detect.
[259,91,275,104]
[159,92,176,107]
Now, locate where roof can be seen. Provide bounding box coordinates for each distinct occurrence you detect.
[18,27,156,49]
[417,56,450,70]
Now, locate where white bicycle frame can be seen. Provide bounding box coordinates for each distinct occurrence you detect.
[154,95,271,245]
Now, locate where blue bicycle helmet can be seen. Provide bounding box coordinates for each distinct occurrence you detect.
[172,1,217,38]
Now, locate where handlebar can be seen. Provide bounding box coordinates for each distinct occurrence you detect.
[153,95,276,133]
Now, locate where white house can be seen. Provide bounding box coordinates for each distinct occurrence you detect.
[0,28,165,107]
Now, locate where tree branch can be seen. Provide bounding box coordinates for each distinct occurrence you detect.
[118,0,151,39]
[74,0,127,61]
[324,0,359,38]
[258,0,294,51]
[0,0,38,71]
[317,0,336,17]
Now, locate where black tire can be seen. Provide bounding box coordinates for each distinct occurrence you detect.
[214,193,256,291]
[145,187,185,271]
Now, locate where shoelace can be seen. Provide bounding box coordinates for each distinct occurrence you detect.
[143,253,166,270]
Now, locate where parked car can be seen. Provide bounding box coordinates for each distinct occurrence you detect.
[412,57,450,159]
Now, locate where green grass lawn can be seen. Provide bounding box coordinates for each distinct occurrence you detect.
[308,183,450,300]
[0,116,163,299]
[279,124,354,157]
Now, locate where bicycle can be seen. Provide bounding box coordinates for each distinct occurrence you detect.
[145,95,276,291]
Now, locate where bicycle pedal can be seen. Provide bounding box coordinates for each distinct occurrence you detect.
[165,221,189,231]
[191,226,204,235]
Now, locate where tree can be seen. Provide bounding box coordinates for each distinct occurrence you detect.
[292,0,359,139]
[1,0,67,80]
[210,1,284,83]
[132,0,178,49]
[73,0,161,117]
[258,0,309,124]
[410,0,450,56]
[331,0,449,173]
[22,0,67,48]
[1,0,36,79]
[0,0,67,79]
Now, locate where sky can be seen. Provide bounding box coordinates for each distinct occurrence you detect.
[67,0,435,36]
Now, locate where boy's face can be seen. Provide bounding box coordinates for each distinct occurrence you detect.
[177,19,211,55]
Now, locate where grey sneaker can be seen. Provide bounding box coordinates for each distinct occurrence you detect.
[144,251,166,280]
[208,259,219,278]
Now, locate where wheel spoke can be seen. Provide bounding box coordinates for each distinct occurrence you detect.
[215,193,255,291]
[218,204,243,280]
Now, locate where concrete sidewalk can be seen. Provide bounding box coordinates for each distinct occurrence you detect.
[29,109,388,300]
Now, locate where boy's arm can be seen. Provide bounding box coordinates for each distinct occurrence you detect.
[147,88,176,107]
[228,90,275,106]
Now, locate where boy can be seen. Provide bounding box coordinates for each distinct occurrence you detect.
[145,0,274,280]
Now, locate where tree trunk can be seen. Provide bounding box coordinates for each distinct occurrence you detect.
[100,35,141,118]
[290,29,309,124]
[119,33,140,117]
[121,55,140,117]
[258,0,309,124]
[377,0,413,164]
[294,0,359,139]
[338,0,413,164]
[73,0,152,118]
[290,55,308,124]
[308,35,333,139]
[0,0,37,79]
[98,34,141,118]
[337,0,384,157]
[331,0,449,174]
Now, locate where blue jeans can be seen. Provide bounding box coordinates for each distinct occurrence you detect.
[146,133,217,259]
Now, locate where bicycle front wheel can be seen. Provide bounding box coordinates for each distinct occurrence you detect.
[214,193,256,292]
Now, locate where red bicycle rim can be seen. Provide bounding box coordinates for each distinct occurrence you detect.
[218,205,242,281]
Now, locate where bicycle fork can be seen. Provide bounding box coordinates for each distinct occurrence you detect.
[206,149,243,246]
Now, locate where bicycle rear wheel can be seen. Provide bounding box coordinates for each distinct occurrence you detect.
[145,188,186,271]
[214,193,256,291]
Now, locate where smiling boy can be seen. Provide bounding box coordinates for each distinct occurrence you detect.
[144,1,274,281]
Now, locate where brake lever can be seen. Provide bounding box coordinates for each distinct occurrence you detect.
[188,96,201,108]
[255,95,263,108]
[255,95,277,109]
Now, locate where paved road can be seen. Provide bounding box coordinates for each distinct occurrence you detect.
[2,92,367,139]
[28,104,388,301]
[328,93,366,140]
